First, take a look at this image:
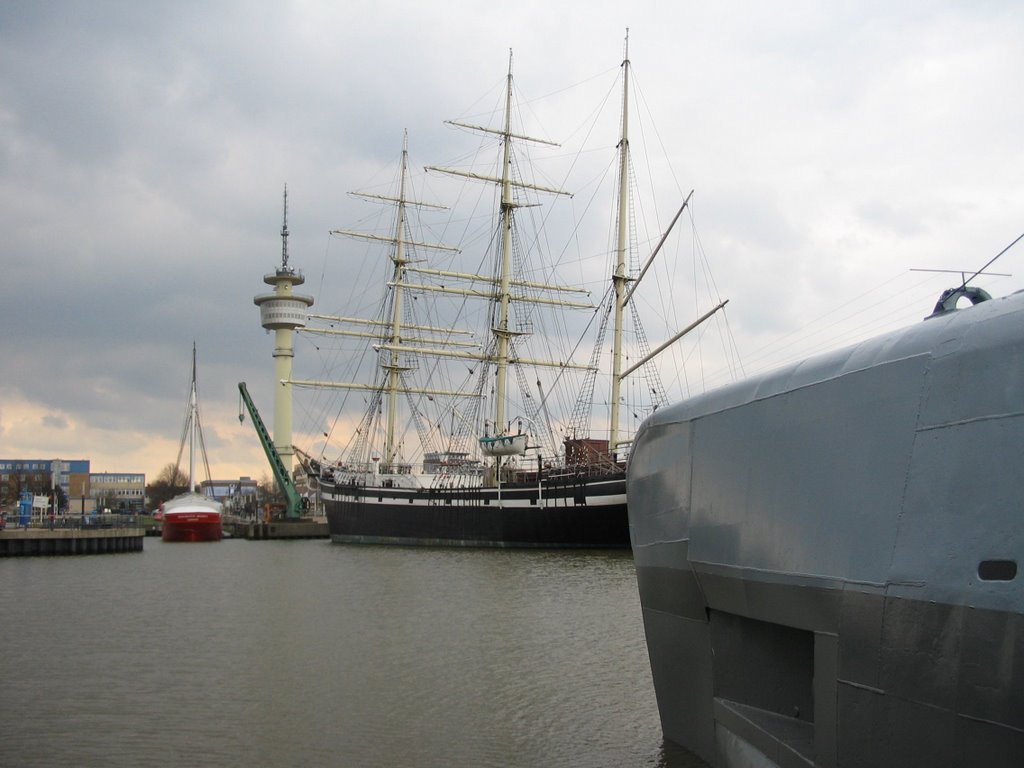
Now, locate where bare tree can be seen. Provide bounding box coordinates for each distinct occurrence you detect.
[146,463,190,509]
[258,472,285,507]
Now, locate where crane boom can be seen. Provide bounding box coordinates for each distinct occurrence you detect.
[238,382,303,519]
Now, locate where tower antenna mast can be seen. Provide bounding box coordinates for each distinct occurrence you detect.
[281,184,290,269]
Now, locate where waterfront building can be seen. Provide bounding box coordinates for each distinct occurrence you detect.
[90,472,147,513]
[0,459,90,511]
[200,477,259,514]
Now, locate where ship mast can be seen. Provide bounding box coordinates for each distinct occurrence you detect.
[295,62,594,471]
[189,343,197,489]
[609,33,630,456]
[382,134,412,467]
[174,341,212,493]
[424,51,582,439]
[605,32,728,454]
[494,50,518,434]
[293,134,462,469]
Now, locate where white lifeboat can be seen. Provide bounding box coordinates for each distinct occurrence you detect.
[479,433,528,456]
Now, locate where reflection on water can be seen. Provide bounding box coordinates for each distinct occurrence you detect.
[0,540,707,767]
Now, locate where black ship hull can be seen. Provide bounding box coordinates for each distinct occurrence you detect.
[321,474,628,548]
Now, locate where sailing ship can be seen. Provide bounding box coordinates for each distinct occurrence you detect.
[627,284,1024,766]
[161,344,222,543]
[294,42,729,548]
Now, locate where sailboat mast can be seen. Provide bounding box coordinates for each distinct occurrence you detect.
[189,342,197,492]
[384,133,412,467]
[494,51,516,434]
[609,34,631,455]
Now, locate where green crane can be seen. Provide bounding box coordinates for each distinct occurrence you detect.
[238,382,302,520]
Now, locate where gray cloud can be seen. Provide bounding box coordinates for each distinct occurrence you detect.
[1,1,1022,480]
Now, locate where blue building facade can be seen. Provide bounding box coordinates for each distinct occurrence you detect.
[0,459,90,511]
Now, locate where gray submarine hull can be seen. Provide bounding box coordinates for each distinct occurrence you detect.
[627,289,1024,767]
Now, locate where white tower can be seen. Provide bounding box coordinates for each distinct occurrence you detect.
[253,185,314,474]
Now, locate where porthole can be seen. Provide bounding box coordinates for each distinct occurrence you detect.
[978,560,1017,581]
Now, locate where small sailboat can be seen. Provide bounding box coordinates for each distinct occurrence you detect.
[161,343,222,542]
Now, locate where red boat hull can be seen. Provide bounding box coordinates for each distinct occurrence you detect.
[161,512,222,542]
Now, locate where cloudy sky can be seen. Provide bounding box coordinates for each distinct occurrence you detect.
[2,0,1022,487]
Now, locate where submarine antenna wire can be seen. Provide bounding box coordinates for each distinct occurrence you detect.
[960,230,1024,291]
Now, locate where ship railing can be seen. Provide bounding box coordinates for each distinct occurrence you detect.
[543,461,626,483]
[379,462,414,475]
[429,471,484,490]
[333,462,376,476]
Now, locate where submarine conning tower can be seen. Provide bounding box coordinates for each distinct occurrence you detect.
[627,286,1024,767]
[253,185,314,475]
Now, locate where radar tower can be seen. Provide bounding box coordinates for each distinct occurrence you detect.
[253,185,314,474]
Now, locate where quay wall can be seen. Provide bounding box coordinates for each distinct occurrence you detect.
[0,528,144,556]
[226,520,328,540]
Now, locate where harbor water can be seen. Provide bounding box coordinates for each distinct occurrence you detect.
[0,539,707,767]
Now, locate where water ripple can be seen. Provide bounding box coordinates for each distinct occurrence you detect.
[0,542,706,767]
